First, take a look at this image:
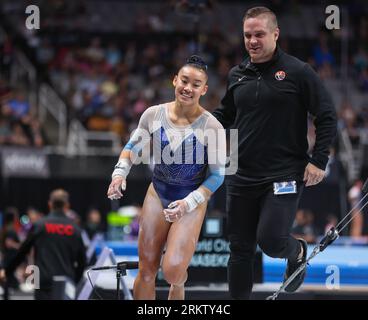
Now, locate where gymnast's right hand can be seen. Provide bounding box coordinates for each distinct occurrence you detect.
[107,176,126,200]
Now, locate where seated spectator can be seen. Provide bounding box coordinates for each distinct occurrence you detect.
[313,32,335,69]
[105,42,122,68]
[353,47,368,73]
[36,38,55,66]
[83,208,104,240]
[338,100,361,145]
[358,68,368,92]
[3,90,30,121]
[85,37,104,63]
[8,122,31,146]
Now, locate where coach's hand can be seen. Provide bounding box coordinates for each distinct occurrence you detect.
[303,163,325,187]
[107,176,126,200]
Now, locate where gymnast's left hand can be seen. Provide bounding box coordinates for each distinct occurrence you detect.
[163,200,188,223]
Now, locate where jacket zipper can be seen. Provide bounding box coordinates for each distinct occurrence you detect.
[256,76,261,102]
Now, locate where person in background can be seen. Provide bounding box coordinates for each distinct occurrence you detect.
[0,189,86,300]
[83,207,104,240]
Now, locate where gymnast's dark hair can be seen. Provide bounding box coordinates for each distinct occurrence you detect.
[184,55,208,74]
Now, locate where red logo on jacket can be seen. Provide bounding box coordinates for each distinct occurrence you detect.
[275,70,286,81]
[45,223,74,236]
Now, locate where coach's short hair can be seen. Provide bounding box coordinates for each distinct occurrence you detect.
[243,6,278,30]
[49,189,69,210]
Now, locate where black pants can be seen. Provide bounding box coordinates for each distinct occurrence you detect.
[226,182,304,300]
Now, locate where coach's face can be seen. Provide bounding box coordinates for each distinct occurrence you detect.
[243,15,279,63]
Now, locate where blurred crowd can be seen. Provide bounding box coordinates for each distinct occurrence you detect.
[0,0,367,148]
[0,31,45,148]
[0,79,45,147]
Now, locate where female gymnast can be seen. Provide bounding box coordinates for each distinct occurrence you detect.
[107,55,226,300]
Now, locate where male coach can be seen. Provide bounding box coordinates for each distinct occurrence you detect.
[213,6,337,299]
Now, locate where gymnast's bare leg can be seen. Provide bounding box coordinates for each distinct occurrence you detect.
[162,201,207,300]
[133,183,170,300]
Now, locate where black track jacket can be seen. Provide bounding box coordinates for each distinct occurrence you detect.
[213,46,337,186]
[4,211,86,290]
